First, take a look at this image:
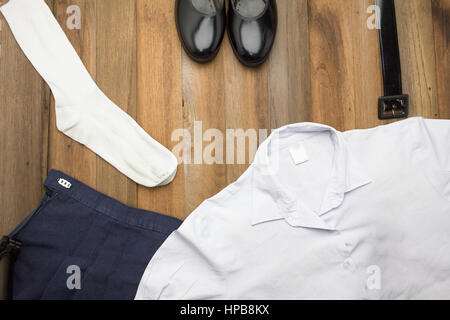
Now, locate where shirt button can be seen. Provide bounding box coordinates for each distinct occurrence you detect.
[342,258,356,272]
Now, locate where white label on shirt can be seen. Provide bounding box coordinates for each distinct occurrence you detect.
[289,143,309,165]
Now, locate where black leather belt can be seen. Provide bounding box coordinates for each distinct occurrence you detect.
[376,0,409,120]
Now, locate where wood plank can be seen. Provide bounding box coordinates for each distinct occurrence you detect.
[308,0,358,131]
[181,50,227,215]
[352,0,385,128]
[95,0,137,206]
[136,0,185,219]
[308,0,424,129]
[268,0,312,129]
[222,33,269,184]
[396,0,439,118]
[0,0,51,235]
[48,0,97,188]
[431,0,450,119]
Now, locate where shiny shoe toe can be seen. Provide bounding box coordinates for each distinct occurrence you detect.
[227,0,277,67]
[175,0,226,63]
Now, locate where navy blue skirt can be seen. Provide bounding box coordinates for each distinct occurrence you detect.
[9,170,182,300]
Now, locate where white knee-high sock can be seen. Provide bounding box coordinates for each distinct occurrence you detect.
[0,0,178,187]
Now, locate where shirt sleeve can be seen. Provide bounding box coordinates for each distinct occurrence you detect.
[424,119,450,171]
[135,201,232,300]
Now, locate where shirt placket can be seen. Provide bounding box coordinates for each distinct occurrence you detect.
[333,230,376,299]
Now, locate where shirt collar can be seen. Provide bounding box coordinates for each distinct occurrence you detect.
[250,122,372,230]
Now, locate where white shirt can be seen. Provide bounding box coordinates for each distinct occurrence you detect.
[136,117,450,300]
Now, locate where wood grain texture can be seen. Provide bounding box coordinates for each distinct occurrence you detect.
[136,0,185,219]
[309,0,358,131]
[48,0,97,189]
[269,0,312,129]
[431,0,450,119]
[223,35,269,184]
[0,0,448,229]
[308,0,394,130]
[0,0,51,235]
[352,0,385,128]
[95,0,137,206]
[182,48,227,215]
[396,0,439,118]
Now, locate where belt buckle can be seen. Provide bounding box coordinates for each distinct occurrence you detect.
[378,94,409,120]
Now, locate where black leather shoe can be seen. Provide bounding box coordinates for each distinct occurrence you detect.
[175,0,226,63]
[227,0,277,67]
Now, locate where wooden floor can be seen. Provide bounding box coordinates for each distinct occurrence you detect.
[0,0,448,235]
